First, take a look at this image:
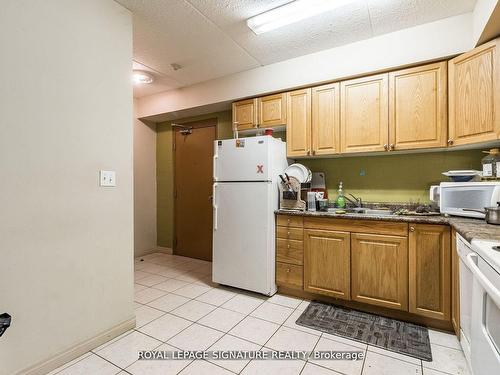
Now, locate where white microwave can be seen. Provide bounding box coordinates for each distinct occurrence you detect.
[437,182,500,218]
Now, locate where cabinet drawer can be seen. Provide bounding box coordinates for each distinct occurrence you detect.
[277,215,303,228]
[277,226,303,240]
[276,262,303,289]
[277,238,303,265]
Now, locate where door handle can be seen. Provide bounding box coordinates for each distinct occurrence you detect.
[213,183,218,230]
[466,253,500,308]
[213,153,219,181]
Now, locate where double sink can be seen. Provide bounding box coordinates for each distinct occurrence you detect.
[327,207,394,216]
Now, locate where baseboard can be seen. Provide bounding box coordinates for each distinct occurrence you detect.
[155,246,172,254]
[18,317,136,375]
[134,246,172,257]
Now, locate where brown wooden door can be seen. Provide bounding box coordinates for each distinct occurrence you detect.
[232,99,258,131]
[174,120,216,261]
[448,38,500,146]
[389,62,448,150]
[304,229,350,300]
[351,233,408,311]
[340,73,389,153]
[286,88,311,157]
[409,224,451,321]
[258,93,287,127]
[312,83,340,156]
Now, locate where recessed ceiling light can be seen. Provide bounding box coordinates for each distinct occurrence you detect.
[132,70,154,84]
[247,0,355,35]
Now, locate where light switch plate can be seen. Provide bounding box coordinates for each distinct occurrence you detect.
[100,170,116,187]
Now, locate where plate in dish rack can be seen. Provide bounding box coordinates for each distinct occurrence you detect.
[442,170,481,176]
[284,163,312,183]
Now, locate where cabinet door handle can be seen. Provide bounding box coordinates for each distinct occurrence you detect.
[312,150,316,155]
[287,244,290,249]
[410,226,415,232]
[389,144,395,151]
[307,150,311,155]
[286,268,291,273]
[287,231,291,236]
[447,139,453,146]
[383,144,388,151]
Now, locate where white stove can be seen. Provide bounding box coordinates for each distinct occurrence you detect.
[469,239,500,375]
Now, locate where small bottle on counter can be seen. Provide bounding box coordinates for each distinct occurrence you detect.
[335,181,346,208]
[482,148,500,180]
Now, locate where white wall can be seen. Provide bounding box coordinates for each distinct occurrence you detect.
[473,0,500,45]
[0,1,134,374]
[134,99,157,256]
[472,0,499,43]
[137,13,473,119]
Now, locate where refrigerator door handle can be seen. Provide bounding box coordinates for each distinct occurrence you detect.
[213,183,218,230]
[213,153,218,181]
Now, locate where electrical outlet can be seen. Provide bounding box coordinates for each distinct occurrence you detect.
[100,170,116,187]
[359,169,366,176]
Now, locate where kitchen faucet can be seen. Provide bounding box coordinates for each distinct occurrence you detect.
[345,193,363,208]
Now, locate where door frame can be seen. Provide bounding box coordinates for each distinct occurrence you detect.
[172,118,218,256]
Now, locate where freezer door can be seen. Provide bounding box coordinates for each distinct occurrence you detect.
[214,137,272,181]
[212,181,276,295]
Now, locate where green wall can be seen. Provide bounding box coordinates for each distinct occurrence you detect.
[156,111,232,248]
[300,150,483,203]
[156,109,484,247]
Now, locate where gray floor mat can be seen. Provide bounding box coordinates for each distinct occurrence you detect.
[296,301,432,361]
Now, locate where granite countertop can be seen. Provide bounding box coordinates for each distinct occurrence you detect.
[275,209,500,243]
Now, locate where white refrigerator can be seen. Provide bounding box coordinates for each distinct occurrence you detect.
[212,136,288,295]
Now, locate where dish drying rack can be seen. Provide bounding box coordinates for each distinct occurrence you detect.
[279,175,306,211]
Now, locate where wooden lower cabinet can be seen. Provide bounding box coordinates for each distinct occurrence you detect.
[409,224,451,320]
[276,262,303,289]
[451,229,460,337]
[277,238,303,265]
[275,214,455,330]
[351,233,408,310]
[304,229,350,299]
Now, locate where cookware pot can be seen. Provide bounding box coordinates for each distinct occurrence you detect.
[464,202,500,225]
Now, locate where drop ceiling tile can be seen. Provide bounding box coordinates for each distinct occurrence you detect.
[367,0,476,36]
[117,0,259,87]
[122,0,479,98]
[189,0,372,65]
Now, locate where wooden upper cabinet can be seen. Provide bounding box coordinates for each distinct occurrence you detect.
[232,99,258,131]
[389,62,448,150]
[351,233,408,311]
[409,224,451,321]
[304,229,350,300]
[312,83,340,155]
[341,74,389,153]
[449,38,500,146]
[286,88,311,157]
[258,93,287,127]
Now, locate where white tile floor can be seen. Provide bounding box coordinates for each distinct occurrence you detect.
[50,252,470,375]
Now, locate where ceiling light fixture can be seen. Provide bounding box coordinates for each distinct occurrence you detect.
[132,70,154,84]
[247,0,355,35]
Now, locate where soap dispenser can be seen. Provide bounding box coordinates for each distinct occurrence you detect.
[336,181,346,208]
